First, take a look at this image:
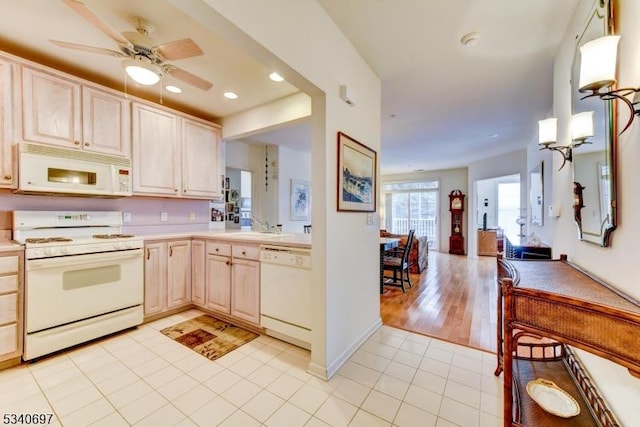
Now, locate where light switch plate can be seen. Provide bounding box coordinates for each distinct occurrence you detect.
[188,212,196,221]
[367,213,374,225]
[123,212,132,223]
[160,212,168,222]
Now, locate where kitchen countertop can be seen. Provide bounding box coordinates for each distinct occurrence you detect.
[0,240,24,253]
[140,230,311,249]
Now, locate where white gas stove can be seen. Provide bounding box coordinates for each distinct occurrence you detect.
[14,211,143,259]
[13,210,144,360]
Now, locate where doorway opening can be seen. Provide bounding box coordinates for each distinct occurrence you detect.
[476,174,521,236]
[225,167,253,230]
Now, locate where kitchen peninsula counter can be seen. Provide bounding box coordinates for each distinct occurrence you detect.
[139,230,311,249]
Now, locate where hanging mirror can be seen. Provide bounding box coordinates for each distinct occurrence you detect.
[530,161,543,227]
[570,0,616,246]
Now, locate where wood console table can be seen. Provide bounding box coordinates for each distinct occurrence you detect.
[496,255,640,426]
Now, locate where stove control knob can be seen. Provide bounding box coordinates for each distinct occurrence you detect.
[60,246,70,254]
[44,247,55,256]
[33,249,43,258]
[114,242,124,250]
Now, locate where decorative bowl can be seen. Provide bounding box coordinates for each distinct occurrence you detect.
[526,378,581,418]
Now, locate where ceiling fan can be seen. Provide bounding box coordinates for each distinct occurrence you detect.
[49,0,213,90]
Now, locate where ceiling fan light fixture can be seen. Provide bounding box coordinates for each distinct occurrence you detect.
[224,91,239,99]
[122,57,162,86]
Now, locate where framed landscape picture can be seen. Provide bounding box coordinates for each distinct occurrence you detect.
[290,179,311,221]
[337,132,376,212]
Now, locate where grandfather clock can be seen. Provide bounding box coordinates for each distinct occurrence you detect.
[448,190,465,255]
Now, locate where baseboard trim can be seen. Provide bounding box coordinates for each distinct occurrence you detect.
[308,316,382,380]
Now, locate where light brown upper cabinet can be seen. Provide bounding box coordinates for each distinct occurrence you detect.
[0,59,15,188]
[132,101,221,199]
[182,117,222,198]
[17,66,130,157]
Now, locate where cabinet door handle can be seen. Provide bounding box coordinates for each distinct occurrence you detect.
[215,248,219,252]
[241,251,246,255]
[169,246,173,257]
[3,174,11,180]
[74,140,80,145]
[84,142,90,146]
[146,248,150,260]
[225,260,230,265]
[174,189,178,193]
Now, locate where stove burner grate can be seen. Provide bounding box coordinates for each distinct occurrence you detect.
[25,237,73,244]
[92,234,135,239]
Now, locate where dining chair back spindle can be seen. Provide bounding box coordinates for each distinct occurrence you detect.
[382,229,415,292]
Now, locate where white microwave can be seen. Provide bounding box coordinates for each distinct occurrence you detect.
[15,143,132,197]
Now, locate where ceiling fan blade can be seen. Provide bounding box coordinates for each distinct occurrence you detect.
[60,0,131,46]
[154,38,203,61]
[166,66,212,91]
[49,39,125,57]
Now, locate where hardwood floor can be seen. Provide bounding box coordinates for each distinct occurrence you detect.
[380,251,497,353]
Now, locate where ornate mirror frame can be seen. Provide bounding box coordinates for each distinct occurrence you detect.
[571,0,617,246]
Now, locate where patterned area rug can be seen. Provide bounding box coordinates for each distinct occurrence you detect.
[160,315,259,361]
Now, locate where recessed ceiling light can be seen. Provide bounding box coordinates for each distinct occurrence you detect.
[165,85,182,93]
[489,134,499,138]
[461,32,481,47]
[269,72,284,82]
[224,91,239,99]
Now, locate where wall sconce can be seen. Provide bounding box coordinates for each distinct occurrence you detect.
[538,113,594,170]
[570,111,594,144]
[578,35,640,134]
[538,118,571,170]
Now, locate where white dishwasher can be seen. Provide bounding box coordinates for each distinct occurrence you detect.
[260,245,312,349]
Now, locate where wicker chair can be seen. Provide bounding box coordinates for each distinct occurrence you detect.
[382,229,415,292]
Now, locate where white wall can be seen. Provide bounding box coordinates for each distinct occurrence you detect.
[221,92,311,140]
[476,178,498,229]
[382,168,467,253]
[171,0,381,379]
[225,140,253,171]
[278,146,312,233]
[467,150,527,258]
[533,0,640,422]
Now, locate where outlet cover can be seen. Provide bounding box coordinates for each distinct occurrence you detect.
[123,212,132,223]
[188,212,196,221]
[160,212,168,222]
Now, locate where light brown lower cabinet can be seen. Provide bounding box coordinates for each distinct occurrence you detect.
[147,238,260,326]
[0,251,23,364]
[194,240,260,326]
[477,229,497,256]
[143,240,192,317]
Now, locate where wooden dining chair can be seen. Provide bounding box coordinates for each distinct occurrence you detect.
[382,229,415,292]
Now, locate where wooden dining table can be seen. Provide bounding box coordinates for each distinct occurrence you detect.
[379,237,400,293]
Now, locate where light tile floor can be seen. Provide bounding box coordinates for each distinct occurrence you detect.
[0,310,503,426]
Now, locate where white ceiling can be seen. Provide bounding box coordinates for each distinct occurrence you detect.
[0,0,299,119]
[0,0,580,174]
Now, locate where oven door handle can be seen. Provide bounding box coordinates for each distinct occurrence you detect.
[27,249,143,270]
